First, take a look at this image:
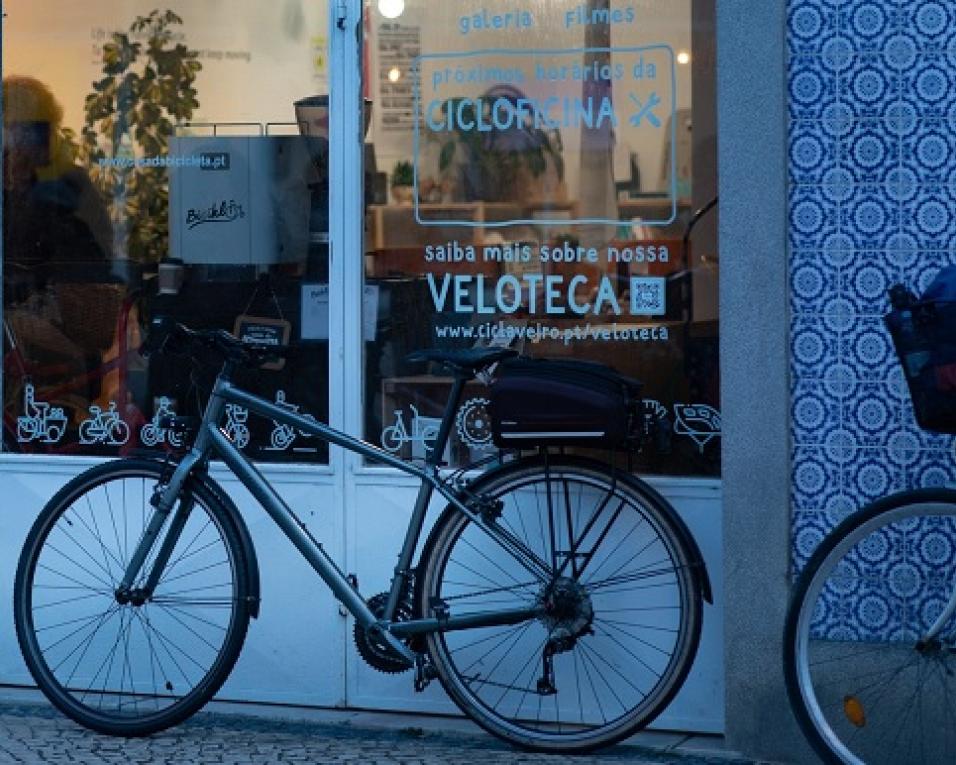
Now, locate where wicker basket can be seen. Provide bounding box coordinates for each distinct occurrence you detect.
[54,283,126,352]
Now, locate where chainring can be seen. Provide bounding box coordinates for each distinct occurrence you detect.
[353,592,414,674]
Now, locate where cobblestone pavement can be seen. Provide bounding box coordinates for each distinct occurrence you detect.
[0,702,770,765]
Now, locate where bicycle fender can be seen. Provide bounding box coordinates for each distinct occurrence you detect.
[192,470,262,619]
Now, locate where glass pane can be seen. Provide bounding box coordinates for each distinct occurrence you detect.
[2,1,331,462]
[363,0,718,476]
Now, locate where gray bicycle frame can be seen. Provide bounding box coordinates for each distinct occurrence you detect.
[118,367,548,663]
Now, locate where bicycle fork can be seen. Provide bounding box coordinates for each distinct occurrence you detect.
[114,452,203,605]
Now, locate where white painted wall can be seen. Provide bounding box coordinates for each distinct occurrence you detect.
[0,457,347,708]
[0,456,722,732]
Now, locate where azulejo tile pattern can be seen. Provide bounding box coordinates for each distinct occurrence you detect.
[788,0,956,640]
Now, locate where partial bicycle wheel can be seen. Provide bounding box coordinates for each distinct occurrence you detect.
[15,458,252,736]
[418,456,704,753]
[784,489,956,765]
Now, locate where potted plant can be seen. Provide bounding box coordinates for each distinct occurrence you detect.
[390,160,415,204]
[435,86,565,203]
[70,10,202,263]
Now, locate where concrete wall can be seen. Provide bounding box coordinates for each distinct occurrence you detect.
[718,2,812,762]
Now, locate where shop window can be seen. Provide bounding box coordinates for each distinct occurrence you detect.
[2,1,331,462]
[362,0,719,476]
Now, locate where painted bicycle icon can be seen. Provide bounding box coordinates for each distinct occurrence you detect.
[17,384,68,444]
[223,404,250,449]
[140,397,184,448]
[79,402,130,446]
[267,390,317,451]
[380,405,439,454]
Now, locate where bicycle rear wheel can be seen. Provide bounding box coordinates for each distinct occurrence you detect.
[15,458,252,736]
[784,489,956,765]
[418,456,704,753]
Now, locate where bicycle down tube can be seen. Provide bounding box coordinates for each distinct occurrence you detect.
[118,372,548,648]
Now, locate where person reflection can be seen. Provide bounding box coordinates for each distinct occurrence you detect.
[2,76,112,393]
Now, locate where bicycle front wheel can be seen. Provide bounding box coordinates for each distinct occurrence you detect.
[785,489,956,765]
[15,459,252,736]
[418,457,703,753]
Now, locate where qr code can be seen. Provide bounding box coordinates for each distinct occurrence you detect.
[629,277,666,316]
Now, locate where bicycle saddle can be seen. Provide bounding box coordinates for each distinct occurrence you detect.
[406,347,517,376]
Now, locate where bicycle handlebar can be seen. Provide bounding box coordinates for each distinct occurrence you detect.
[142,315,292,368]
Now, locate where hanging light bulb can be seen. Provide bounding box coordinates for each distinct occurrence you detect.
[378,0,405,19]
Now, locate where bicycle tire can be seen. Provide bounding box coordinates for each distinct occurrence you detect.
[418,456,703,753]
[784,488,956,765]
[15,458,252,736]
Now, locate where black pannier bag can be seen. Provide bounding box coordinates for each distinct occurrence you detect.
[488,357,644,448]
[885,267,956,433]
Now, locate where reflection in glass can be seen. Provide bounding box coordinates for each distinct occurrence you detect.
[2,2,332,462]
[363,0,719,476]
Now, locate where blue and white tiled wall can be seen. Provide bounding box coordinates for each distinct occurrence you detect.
[788,0,956,569]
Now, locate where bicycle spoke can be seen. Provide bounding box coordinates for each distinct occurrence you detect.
[156,559,229,587]
[424,462,699,749]
[33,591,111,612]
[81,494,126,580]
[155,603,230,632]
[153,581,234,598]
[157,518,215,585]
[577,640,628,716]
[41,544,113,591]
[52,606,120,677]
[60,510,120,584]
[102,482,126,569]
[131,608,170,700]
[449,541,525,590]
[152,603,224,655]
[19,465,248,732]
[787,496,956,764]
[41,607,119,656]
[592,624,666,683]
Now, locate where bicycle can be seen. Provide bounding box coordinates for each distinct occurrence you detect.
[14,317,711,753]
[784,285,956,765]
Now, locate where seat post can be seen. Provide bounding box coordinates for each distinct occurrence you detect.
[426,372,468,466]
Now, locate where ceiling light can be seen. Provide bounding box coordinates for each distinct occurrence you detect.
[378,0,405,19]
[677,51,691,65]
[388,67,401,82]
